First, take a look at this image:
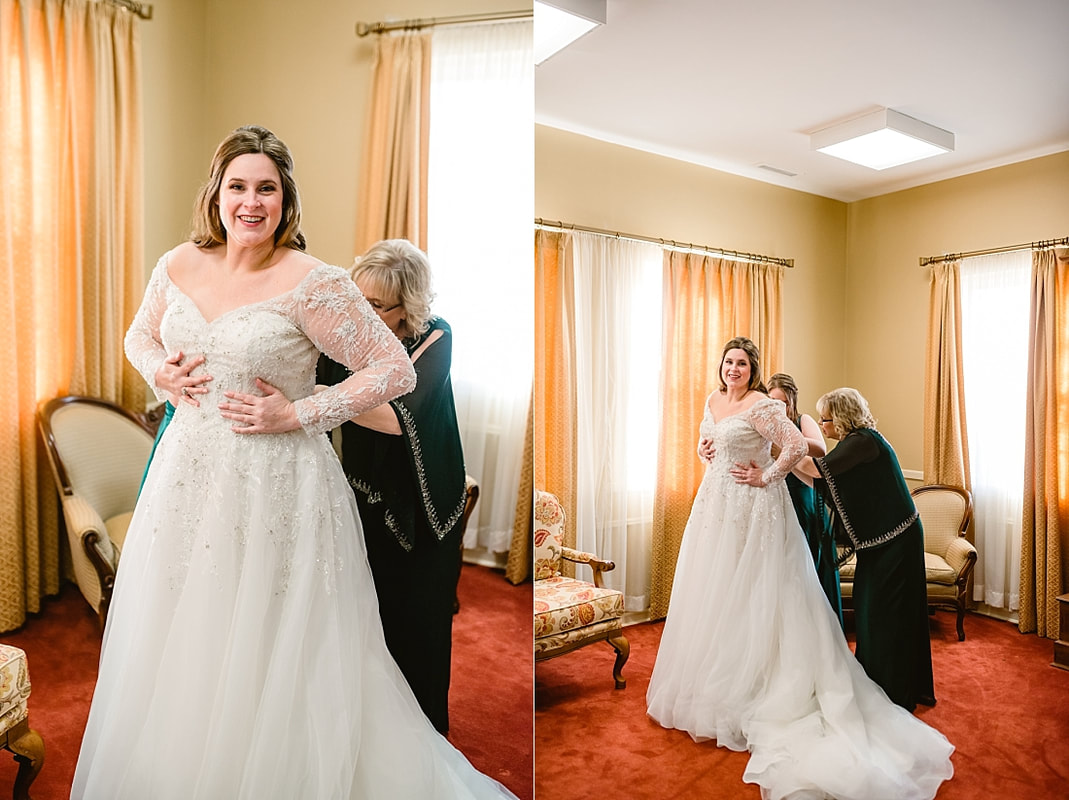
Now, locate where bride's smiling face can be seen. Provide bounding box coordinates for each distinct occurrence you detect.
[721,348,752,390]
[218,153,283,248]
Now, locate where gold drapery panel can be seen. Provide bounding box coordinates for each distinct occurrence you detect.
[649,253,783,619]
[505,390,533,584]
[923,261,971,488]
[355,31,431,255]
[0,0,144,631]
[1020,248,1069,639]
[533,230,578,564]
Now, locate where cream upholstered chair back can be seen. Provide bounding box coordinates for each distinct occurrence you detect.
[912,483,976,641]
[913,485,971,555]
[47,401,152,521]
[38,396,155,627]
[533,490,565,580]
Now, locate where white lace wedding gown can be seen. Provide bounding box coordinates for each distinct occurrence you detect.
[71,252,518,800]
[646,397,954,800]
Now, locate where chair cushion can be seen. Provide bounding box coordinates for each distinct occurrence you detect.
[534,576,624,639]
[105,511,134,556]
[534,616,623,657]
[0,645,31,734]
[840,548,957,589]
[838,552,856,580]
[924,552,959,586]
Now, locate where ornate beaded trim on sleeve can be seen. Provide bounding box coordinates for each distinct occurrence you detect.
[395,402,468,541]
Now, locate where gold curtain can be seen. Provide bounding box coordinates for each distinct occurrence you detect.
[533,230,578,555]
[923,261,971,488]
[355,31,431,255]
[1020,248,1069,639]
[504,389,533,584]
[0,0,144,631]
[648,253,783,618]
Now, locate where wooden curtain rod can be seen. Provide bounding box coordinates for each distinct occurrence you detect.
[355,9,531,37]
[919,236,1069,266]
[104,0,152,20]
[535,219,795,268]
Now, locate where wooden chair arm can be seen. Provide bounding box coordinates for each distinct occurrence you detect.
[561,547,616,588]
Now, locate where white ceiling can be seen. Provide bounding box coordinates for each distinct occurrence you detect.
[534,0,1069,202]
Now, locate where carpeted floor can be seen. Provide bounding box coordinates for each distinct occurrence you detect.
[535,610,1069,800]
[0,563,532,800]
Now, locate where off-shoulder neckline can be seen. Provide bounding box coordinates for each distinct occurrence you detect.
[707,394,780,424]
[160,251,341,325]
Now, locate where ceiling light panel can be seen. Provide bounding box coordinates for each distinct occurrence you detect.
[811,108,954,170]
[534,0,606,65]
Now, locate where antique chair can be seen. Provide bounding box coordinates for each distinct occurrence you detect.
[38,396,156,629]
[453,475,480,613]
[839,484,976,641]
[534,490,629,689]
[0,644,44,800]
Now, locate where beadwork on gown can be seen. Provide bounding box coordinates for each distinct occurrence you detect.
[647,396,954,800]
[71,251,517,800]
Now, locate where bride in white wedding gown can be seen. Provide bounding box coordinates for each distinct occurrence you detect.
[646,337,954,800]
[71,126,517,800]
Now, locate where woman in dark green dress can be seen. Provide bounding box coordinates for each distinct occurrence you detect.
[766,373,843,629]
[317,239,467,734]
[797,387,935,712]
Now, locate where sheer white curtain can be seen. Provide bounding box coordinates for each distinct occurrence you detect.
[960,250,1030,612]
[427,21,533,563]
[571,232,662,611]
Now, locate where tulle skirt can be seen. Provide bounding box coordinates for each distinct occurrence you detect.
[647,470,954,800]
[71,408,516,800]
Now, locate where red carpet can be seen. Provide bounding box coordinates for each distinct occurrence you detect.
[0,564,532,800]
[535,610,1069,799]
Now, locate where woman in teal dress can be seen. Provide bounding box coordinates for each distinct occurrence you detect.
[796,387,936,712]
[767,373,843,628]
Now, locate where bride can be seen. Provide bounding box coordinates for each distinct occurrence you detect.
[71,125,517,800]
[646,336,954,800]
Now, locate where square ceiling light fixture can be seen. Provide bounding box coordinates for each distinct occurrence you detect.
[811,108,955,170]
[534,0,606,65]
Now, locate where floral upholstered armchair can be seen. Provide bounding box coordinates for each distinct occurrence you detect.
[0,645,44,799]
[534,490,629,689]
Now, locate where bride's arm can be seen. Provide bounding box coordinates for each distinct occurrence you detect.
[730,401,807,487]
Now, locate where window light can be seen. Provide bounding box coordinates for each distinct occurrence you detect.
[811,108,955,170]
[534,0,606,65]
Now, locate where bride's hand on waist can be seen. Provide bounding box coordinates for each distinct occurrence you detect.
[220,378,300,434]
[156,351,212,407]
[698,437,716,464]
[730,460,767,487]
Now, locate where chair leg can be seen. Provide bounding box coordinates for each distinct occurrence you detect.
[956,603,966,641]
[608,633,630,690]
[7,721,44,800]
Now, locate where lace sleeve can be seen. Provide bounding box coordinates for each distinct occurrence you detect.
[123,256,171,402]
[292,266,416,435]
[749,398,807,485]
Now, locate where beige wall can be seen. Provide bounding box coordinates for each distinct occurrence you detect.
[535,124,849,424]
[537,128,1069,479]
[141,0,525,272]
[845,151,1069,472]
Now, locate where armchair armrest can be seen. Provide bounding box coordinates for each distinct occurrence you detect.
[944,535,977,574]
[562,546,616,588]
[61,493,118,581]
